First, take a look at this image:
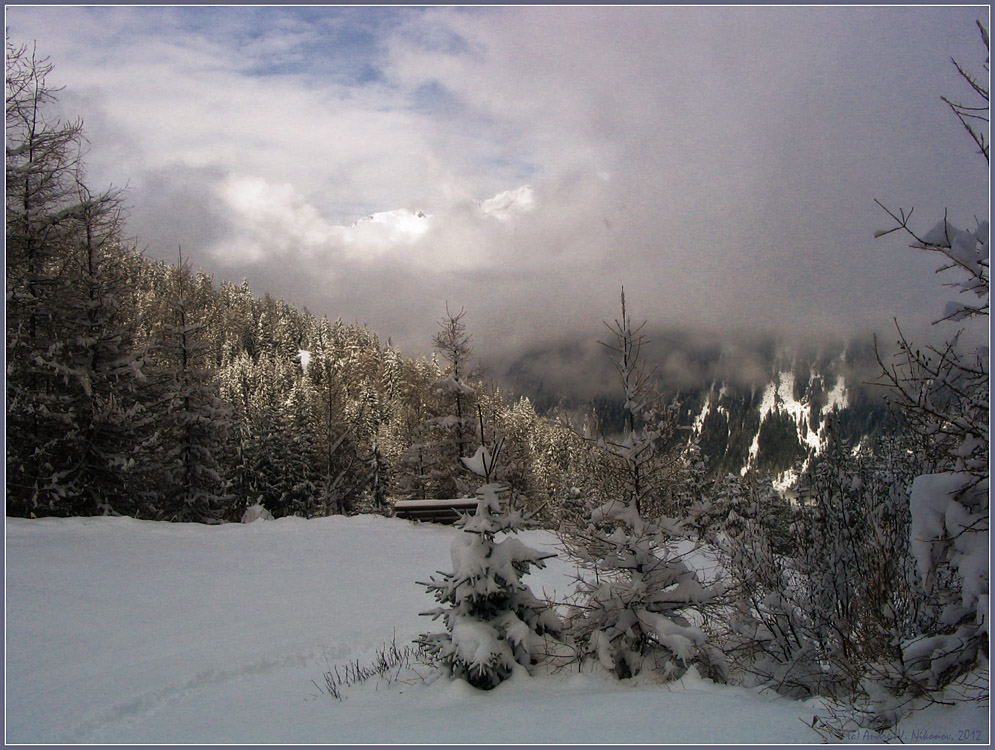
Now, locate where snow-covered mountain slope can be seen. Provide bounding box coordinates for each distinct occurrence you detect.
[347,183,535,240]
[508,333,892,490]
[351,207,431,243]
[692,349,852,490]
[479,184,534,220]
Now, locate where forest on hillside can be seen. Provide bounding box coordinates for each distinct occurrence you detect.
[5,28,988,736]
[1,37,899,526]
[4,38,599,525]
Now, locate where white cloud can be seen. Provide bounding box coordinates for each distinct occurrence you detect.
[209,173,541,273]
[214,174,337,263]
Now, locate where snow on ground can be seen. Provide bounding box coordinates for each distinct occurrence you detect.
[5,515,988,744]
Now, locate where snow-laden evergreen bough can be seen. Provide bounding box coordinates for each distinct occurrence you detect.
[417,445,562,690]
[566,496,720,680]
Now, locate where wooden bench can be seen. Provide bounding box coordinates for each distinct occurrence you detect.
[392,498,479,525]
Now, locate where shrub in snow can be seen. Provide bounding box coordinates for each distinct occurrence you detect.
[876,330,989,695]
[903,470,988,690]
[418,441,562,690]
[718,430,924,704]
[872,218,988,694]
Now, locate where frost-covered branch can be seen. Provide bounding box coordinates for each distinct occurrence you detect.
[942,20,990,164]
[862,21,989,724]
[874,203,989,322]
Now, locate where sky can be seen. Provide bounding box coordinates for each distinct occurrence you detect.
[5,4,990,383]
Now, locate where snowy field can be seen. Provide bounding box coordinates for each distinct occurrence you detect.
[5,515,988,745]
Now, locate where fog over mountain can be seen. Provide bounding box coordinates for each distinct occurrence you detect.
[496,324,899,493]
[500,326,884,401]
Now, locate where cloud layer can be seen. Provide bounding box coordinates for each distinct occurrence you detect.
[7,5,989,376]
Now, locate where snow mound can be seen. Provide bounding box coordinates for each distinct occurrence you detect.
[241,503,275,523]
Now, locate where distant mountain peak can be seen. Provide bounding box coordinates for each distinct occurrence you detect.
[350,208,430,243]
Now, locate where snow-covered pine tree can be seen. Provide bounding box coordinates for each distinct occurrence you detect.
[224,348,325,518]
[393,307,480,502]
[410,305,480,500]
[6,42,152,516]
[305,348,365,516]
[348,373,392,515]
[432,303,476,459]
[280,376,325,518]
[245,355,298,514]
[146,258,233,522]
[519,407,592,527]
[217,278,259,361]
[56,184,154,516]
[418,439,562,690]
[563,290,720,681]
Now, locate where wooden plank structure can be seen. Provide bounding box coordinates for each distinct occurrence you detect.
[392,497,479,525]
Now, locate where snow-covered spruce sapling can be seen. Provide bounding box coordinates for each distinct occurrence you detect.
[562,290,721,681]
[566,497,720,681]
[417,440,562,690]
